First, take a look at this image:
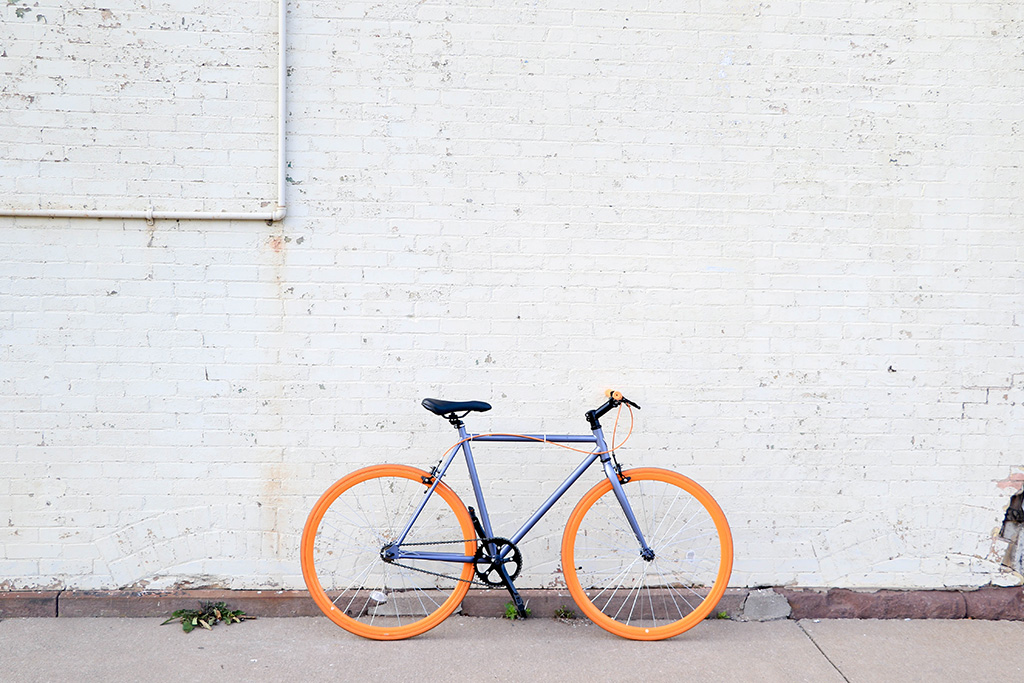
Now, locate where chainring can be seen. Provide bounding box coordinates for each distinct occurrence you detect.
[473,537,523,586]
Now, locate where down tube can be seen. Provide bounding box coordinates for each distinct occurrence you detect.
[509,450,601,546]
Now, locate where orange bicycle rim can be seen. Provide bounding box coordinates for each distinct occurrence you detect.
[300,464,476,640]
[561,468,733,641]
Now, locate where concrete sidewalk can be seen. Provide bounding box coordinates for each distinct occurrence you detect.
[2,616,1022,682]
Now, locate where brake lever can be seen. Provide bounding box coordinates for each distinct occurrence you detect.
[603,390,641,411]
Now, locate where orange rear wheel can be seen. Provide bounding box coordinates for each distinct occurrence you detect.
[300,465,475,640]
[561,468,733,640]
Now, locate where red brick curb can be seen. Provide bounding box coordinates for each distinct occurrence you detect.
[0,590,319,619]
[460,587,748,619]
[58,590,322,618]
[963,586,1024,620]
[0,591,59,617]
[2,586,1021,620]
[462,589,572,617]
[780,587,1024,620]
[0,587,748,619]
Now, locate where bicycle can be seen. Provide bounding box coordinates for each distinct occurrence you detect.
[300,391,733,641]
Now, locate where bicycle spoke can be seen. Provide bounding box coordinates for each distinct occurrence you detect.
[647,488,685,547]
[590,555,643,609]
[657,529,717,552]
[649,493,694,548]
[623,565,648,625]
[654,562,697,614]
[334,558,377,613]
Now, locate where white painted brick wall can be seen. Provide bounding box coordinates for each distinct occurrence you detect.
[2,0,278,213]
[2,0,1023,591]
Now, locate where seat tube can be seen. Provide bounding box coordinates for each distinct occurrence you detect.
[460,426,496,538]
[594,427,653,556]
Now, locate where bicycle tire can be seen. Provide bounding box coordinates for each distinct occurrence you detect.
[300,464,476,640]
[561,467,733,641]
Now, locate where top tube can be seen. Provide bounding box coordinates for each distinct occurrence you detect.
[467,434,597,443]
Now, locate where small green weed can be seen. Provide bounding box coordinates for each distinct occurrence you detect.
[503,602,531,620]
[554,605,576,621]
[716,610,730,620]
[161,601,254,633]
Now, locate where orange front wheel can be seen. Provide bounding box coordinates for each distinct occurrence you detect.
[300,465,475,640]
[561,468,733,640]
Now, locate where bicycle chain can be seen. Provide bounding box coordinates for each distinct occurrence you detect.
[384,538,501,587]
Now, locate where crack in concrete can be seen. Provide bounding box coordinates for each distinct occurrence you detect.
[797,620,851,683]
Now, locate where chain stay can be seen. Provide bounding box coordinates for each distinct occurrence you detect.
[385,537,495,587]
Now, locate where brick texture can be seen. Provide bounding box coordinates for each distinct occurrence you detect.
[1,1,1023,592]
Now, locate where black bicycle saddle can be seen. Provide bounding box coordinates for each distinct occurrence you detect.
[421,398,492,416]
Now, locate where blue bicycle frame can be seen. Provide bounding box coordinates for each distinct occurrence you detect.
[388,422,653,567]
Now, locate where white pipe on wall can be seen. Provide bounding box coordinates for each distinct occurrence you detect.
[2,0,288,223]
[276,0,287,220]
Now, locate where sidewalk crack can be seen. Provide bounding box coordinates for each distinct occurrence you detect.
[797,620,850,683]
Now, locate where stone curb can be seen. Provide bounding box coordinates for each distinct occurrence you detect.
[0,591,59,618]
[64,590,323,618]
[780,586,1024,620]
[460,587,750,619]
[1,587,1021,620]
[0,590,321,619]
[0,588,749,620]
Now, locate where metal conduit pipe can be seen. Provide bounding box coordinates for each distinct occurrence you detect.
[1,0,287,223]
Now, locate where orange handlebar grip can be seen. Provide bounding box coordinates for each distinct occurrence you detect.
[605,390,623,401]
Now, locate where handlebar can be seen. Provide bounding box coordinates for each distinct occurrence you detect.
[604,389,641,410]
[586,390,640,430]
